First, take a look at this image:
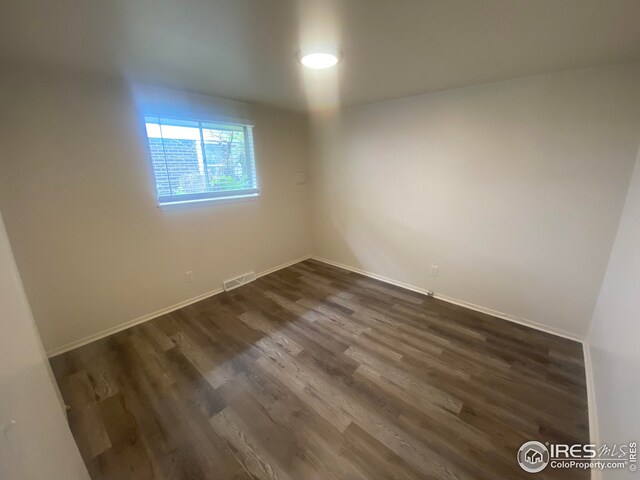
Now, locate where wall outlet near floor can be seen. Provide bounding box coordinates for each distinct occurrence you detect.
[185,271,194,284]
[430,265,439,277]
[295,171,307,185]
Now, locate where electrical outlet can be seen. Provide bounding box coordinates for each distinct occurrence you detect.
[185,271,194,284]
[295,171,307,185]
[430,265,439,277]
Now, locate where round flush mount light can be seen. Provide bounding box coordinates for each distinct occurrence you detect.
[299,48,341,69]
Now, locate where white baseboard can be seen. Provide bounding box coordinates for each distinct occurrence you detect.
[432,293,581,342]
[48,253,583,358]
[308,255,582,342]
[583,342,600,446]
[49,251,598,477]
[583,343,601,480]
[46,255,311,357]
[309,255,601,476]
[309,255,437,295]
[255,256,311,278]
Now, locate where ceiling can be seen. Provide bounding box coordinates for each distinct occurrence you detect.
[1,0,640,111]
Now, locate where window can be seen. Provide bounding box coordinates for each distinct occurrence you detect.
[144,115,258,205]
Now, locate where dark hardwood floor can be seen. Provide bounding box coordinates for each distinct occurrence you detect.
[50,259,589,480]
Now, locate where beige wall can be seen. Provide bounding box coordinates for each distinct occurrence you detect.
[310,63,640,338]
[2,61,639,354]
[587,146,640,477]
[0,66,311,353]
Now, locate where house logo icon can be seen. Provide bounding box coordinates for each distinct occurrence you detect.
[526,449,542,463]
[518,441,550,473]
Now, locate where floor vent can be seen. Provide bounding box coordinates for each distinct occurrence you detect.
[223,272,256,292]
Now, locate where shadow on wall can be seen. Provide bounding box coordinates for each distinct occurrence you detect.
[311,112,563,328]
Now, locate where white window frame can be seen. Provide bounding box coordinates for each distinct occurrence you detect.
[143,114,260,207]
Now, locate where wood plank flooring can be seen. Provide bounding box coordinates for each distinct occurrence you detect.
[50,259,590,480]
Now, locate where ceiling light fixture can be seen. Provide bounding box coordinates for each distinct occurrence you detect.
[299,48,341,69]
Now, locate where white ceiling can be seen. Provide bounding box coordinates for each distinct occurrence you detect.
[1,0,640,111]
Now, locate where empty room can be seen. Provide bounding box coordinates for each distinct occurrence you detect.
[1,1,639,479]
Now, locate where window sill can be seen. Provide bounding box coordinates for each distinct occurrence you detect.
[158,193,260,210]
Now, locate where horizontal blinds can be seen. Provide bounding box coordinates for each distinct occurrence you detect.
[144,116,258,204]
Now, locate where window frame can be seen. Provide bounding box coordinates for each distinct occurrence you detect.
[143,113,260,207]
